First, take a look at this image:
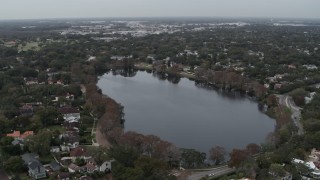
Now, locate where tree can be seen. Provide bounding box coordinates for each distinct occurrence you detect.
[256,154,271,169]
[181,148,206,168]
[4,156,25,173]
[75,158,86,166]
[36,107,62,126]
[2,145,21,156]
[0,136,14,146]
[246,143,261,155]
[269,163,286,177]
[228,149,249,168]
[134,156,168,178]
[237,158,258,179]
[92,147,109,167]
[209,146,226,165]
[107,145,139,167]
[289,88,308,107]
[266,94,278,107]
[26,130,52,156]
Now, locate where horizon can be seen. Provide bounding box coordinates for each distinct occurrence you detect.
[0,0,319,20]
[1,16,320,22]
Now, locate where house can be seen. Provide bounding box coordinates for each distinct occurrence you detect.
[292,158,320,178]
[60,158,73,166]
[50,146,60,153]
[65,93,75,101]
[11,138,24,146]
[63,121,79,131]
[28,161,47,179]
[7,130,34,139]
[86,157,96,166]
[57,172,71,180]
[60,131,80,149]
[83,163,98,173]
[70,147,86,158]
[59,106,80,122]
[7,131,21,138]
[21,131,34,139]
[60,144,71,152]
[87,56,96,62]
[68,163,81,173]
[24,77,39,85]
[287,64,296,69]
[303,64,318,70]
[100,161,112,173]
[49,161,61,172]
[21,153,46,179]
[274,83,283,90]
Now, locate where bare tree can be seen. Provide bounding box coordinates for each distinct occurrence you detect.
[209,146,226,165]
[246,143,261,155]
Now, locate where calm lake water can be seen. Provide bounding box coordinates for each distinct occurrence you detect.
[97,70,275,154]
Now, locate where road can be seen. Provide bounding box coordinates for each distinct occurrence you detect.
[277,95,304,135]
[187,165,235,180]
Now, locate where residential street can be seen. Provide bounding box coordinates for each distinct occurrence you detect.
[187,165,235,180]
[277,95,304,135]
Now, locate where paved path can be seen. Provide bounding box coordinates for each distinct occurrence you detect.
[187,165,235,180]
[278,95,304,135]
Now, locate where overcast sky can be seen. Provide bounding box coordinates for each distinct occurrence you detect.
[0,0,319,20]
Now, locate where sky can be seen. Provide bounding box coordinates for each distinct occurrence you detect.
[0,0,319,20]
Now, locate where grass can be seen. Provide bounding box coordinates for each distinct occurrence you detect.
[80,132,93,145]
[18,42,40,52]
[11,173,30,180]
[284,106,292,113]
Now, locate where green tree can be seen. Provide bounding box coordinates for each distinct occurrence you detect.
[3,156,25,173]
[181,148,206,168]
[26,130,52,156]
[134,156,168,178]
[91,147,109,167]
[36,107,62,126]
[269,164,286,177]
[107,145,139,167]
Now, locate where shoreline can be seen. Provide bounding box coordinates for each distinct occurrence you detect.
[84,81,123,149]
[96,68,276,153]
[90,63,300,154]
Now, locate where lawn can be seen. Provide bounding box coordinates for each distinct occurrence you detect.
[18,41,41,52]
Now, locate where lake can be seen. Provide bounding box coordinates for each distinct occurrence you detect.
[97,70,275,154]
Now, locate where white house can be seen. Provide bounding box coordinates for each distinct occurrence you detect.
[59,107,80,122]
